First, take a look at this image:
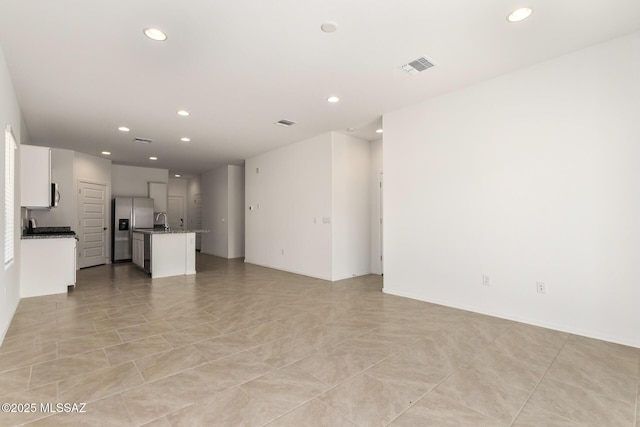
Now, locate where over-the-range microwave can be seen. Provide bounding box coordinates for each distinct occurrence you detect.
[51,182,60,207]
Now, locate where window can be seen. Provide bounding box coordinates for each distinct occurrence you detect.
[4,126,16,268]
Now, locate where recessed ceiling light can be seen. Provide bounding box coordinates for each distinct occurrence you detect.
[101,151,111,155]
[118,126,130,132]
[181,137,190,142]
[177,110,190,116]
[346,128,356,132]
[149,156,158,160]
[327,96,340,103]
[376,129,383,134]
[321,21,338,33]
[507,7,533,22]
[174,174,181,178]
[143,28,167,41]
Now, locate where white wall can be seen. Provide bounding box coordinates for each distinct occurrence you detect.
[370,139,383,275]
[201,166,229,257]
[186,176,202,250]
[245,133,333,280]
[0,43,23,345]
[228,165,245,259]
[74,152,111,191]
[332,134,371,280]
[111,164,168,197]
[201,165,244,259]
[168,177,188,227]
[383,32,640,348]
[186,176,201,230]
[168,177,187,196]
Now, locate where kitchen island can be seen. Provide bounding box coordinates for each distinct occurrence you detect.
[132,229,209,279]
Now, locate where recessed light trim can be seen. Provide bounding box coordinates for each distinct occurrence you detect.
[177,110,190,117]
[321,21,338,33]
[118,126,130,132]
[149,156,158,160]
[507,7,533,22]
[181,137,190,142]
[376,129,383,134]
[327,96,340,103]
[144,28,167,41]
[174,174,181,177]
[101,151,111,155]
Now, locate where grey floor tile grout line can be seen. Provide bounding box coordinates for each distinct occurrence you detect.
[251,370,338,426]
[383,358,476,426]
[121,392,137,427]
[383,320,536,426]
[149,325,405,425]
[507,333,571,426]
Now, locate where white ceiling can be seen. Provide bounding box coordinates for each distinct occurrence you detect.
[1,1,639,175]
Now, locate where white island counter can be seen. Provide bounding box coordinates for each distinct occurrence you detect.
[132,229,209,279]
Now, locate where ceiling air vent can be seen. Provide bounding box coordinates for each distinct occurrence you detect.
[133,137,152,144]
[401,56,435,75]
[275,119,296,127]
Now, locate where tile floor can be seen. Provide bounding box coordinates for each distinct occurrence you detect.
[0,254,638,426]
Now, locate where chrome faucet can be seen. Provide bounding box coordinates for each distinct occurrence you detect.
[155,212,169,230]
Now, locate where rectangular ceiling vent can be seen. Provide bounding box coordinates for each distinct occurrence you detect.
[401,56,435,75]
[275,119,296,127]
[133,137,152,144]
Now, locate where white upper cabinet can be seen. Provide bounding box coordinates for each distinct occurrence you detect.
[21,145,51,209]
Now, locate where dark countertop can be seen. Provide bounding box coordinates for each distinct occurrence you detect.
[21,226,78,240]
[22,234,77,240]
[132,228,210,235]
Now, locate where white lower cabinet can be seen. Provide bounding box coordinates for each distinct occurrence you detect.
[132,232,144,268]
[21,237,76,297]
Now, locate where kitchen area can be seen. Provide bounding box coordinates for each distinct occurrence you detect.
[113,196,206,278]
[20,145,208,298]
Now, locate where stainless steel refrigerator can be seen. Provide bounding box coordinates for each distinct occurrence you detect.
[112,197,154,262]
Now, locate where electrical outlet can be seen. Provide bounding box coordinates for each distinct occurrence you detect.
[482,275,490,287]
[537,281,546,294]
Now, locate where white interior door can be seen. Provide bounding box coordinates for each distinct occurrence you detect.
[194,194,201,251]
[168,195,185,229]
[78,180,108,268]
